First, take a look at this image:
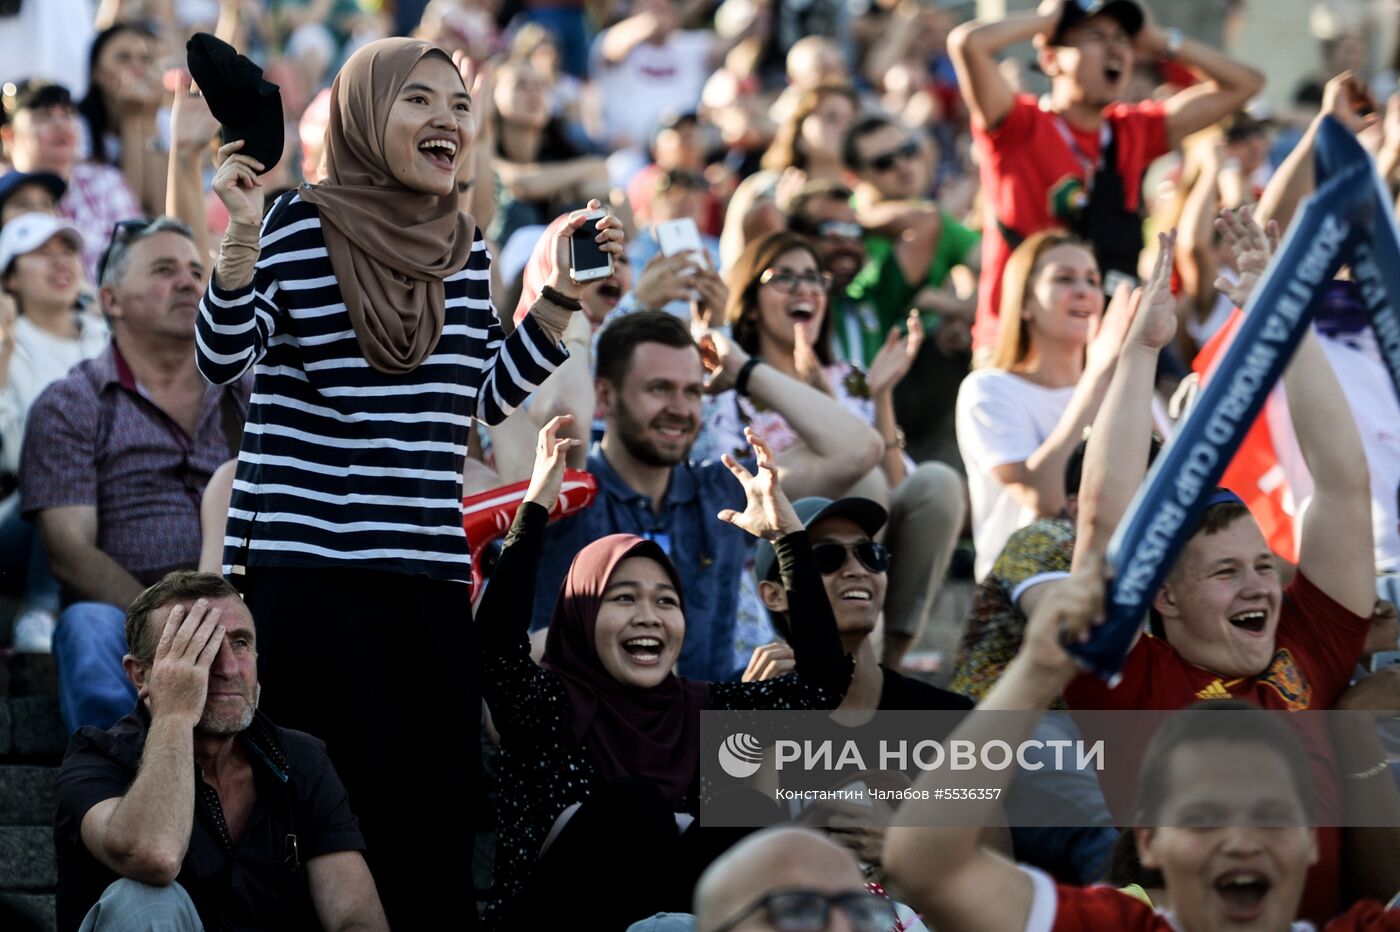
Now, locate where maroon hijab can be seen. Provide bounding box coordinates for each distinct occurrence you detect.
[541,535,710,808]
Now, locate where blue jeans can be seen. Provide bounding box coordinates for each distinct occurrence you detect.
[79,879,203,931]
[0,491,60,615]
[54,602,137,733]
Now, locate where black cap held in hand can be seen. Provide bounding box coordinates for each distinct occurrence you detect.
[186,32,283,174]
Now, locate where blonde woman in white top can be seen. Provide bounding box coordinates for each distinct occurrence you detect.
[955,230,1135,581]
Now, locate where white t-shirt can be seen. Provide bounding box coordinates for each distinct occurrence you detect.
[0,0,94,99]
[594,30,712,150]
[0,313,110,476]
[956,369,1076,581]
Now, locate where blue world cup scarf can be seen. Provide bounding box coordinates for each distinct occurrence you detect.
[1070,116,1400,683]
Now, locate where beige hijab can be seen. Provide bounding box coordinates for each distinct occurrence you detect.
[300,38,475,374]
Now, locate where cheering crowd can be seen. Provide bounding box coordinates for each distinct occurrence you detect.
[3,0,1400,929]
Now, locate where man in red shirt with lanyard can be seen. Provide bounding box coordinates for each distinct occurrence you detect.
[948,0,1263,351]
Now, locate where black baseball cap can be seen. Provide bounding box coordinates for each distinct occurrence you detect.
[1049,0,1145,46]
[186,33,284,174]
[752,496,888,585]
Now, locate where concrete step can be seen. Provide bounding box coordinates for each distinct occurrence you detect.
[0,825,56,889]
[0,697,67,761]
[0,891,55,932]
[0,766,57,826]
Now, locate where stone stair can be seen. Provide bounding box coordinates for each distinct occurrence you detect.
[0,653,66,932]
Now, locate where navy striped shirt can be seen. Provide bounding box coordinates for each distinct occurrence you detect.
[196,192,568,584]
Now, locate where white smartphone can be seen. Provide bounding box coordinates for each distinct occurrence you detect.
[655,218,708,269]
[570,209,613,283]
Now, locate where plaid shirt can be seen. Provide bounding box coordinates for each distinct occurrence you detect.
[58,162,141,280]
[20,343,246,599]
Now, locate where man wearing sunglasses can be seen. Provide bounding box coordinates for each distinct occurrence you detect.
[948,0,1263,351]
[750,496,972,712]
[694,826,905,932]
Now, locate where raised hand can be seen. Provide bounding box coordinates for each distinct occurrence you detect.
[1017,551,1107,688]
[717,427,803,541]
[866,310,924,397]
[742,640,796,682]
[211,139,266,228]
[1214,205,1281,309]
[524,415,581,511]
[144,599,226,724]
[698,328,750,395]
[690,267,729,330]
[1084,280,1138,376]
[169,70,220,156]
[548,200,627,300]
[1321,70,1379,135]
[1127,229,1179,351]
[633,251,701,311]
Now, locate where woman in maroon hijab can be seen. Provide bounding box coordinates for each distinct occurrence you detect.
[478,416,853,929]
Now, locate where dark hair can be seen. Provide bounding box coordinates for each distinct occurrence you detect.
[1,79,75,128]
[1103,829,1164,891]
[762,83,860,173]
[1149,499,1254,637]
[1065,433,1165,498]
[841,114,900,171]
[79,23,158,167]
[595,311,697,386]
[1131,700,1315,826]
[125,571,242,665]
[724,230,834,367]
[785,179,855,235]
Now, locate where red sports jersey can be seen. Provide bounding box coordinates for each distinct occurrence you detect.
[969,94,1169,350]
[1023,867,1400,931]
[1064,573,1370,923]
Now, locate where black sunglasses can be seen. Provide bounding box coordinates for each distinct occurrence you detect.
[866,140,920,173]
[812,540,891,575]
[96,218,156,284]
[712,888,896,932]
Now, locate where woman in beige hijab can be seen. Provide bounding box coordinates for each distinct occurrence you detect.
[198,37,623,928]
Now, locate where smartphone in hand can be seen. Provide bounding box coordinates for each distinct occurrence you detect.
[570,209,614,283]
[656,218,708,270]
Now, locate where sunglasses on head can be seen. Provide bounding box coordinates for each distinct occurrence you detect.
[96,217,157,284]
[711,888,896,932]
[812,540,890,575]
[818,220,863,240]
[865,140,919,173]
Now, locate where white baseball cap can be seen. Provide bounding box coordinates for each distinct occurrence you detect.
[0,212,83,275]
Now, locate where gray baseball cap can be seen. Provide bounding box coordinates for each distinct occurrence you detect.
[752,496,888,585]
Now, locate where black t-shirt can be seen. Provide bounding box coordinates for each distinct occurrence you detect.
[54,707,365,932]
[876,665,975,712]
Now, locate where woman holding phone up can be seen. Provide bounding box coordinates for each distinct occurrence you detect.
[196,38,624,927]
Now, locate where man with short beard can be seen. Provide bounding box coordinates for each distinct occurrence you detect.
[53,572,387,932]
[528,311,883,680]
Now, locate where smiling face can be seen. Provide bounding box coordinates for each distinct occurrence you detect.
[4,232,82,312]
[582,249,633,326]
[384,55,476,197]
[1021,243,1103,350]
[1044,15,1135,109]
[594,556,686,688]
[853,123,925,200]
[797,196,866,288]
[754,247,827,357]
[1155,513,1283,680]
[809,517,886,639]
[1136,739,1316,932]
[600,341,706,466]
[493,60,549,130]
[103,231,204,343]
